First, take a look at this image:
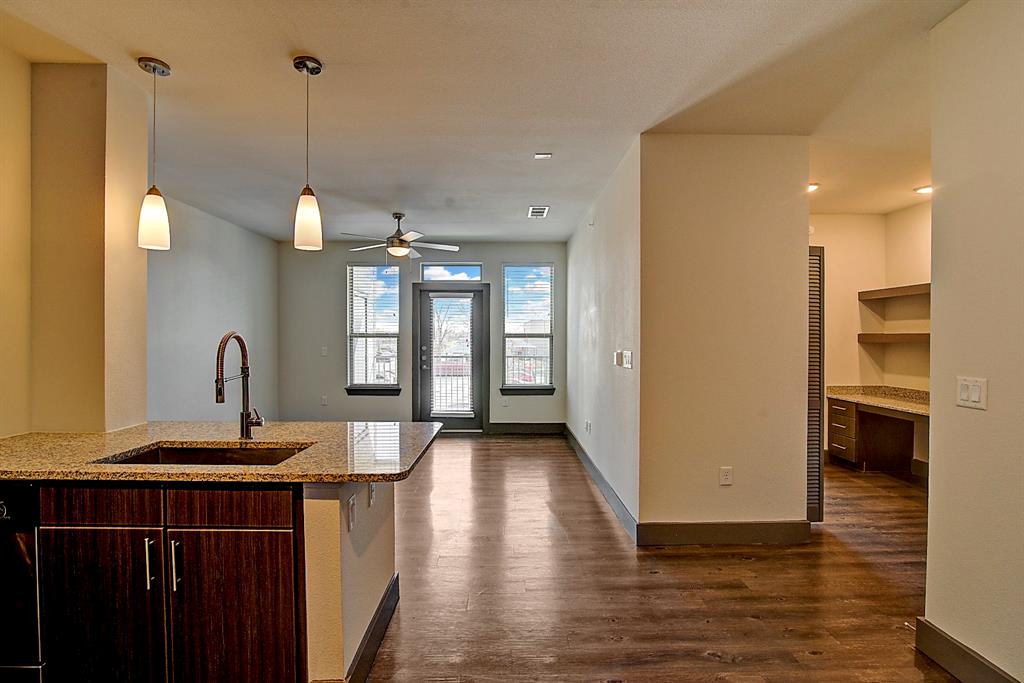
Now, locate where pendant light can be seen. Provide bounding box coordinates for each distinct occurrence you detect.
[137,57,172,250]
[293,56,324,251]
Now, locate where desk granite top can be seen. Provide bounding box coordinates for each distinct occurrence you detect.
[0,421,442,484]
[826,385,929,417]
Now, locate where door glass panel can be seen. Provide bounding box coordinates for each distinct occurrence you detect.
[430,295,473,416]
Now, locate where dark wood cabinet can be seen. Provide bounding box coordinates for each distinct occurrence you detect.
[36,485,304,683]
[168,529,297,683]
[38,527,167,682]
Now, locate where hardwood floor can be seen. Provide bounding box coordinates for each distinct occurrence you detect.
[369,435,954,682]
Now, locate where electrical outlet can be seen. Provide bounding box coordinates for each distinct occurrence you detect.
[501,397,510,408]
[622,350,633,369]
[347,494,357,532]
[368,483,376,507]
[320,395,329,407]
[955,376,988,410]
[585,420,592,433]
[320,345,328,357]
[719,466,734,486]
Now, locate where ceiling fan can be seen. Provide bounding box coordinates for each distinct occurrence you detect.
[340,213,460,259]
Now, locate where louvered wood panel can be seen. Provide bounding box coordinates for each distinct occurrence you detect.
[807,246,825,522]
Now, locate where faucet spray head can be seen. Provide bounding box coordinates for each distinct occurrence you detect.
[215,379,225,403]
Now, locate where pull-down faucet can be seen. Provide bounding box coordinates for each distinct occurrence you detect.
[215,331,265,440]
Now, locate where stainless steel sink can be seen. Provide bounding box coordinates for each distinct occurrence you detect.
[94,444,308,466]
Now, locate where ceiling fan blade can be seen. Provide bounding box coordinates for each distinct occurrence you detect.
[401,231,424,242]
[338,232,385,241]
[413,242,460,252]
[408,248,422,259]
[349,244,386,252]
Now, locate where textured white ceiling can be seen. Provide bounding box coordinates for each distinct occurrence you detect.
[1,0,959,239]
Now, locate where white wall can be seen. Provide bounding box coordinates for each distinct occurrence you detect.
[925,0,1024,677]
[0,44,31,438]
[277,241,566,424]
[147,198,279,420]
[810,215,887,387]
[639,134,809,524]
[566,137,641,517]
[885,201,931,286]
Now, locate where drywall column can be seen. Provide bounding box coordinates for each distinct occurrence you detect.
[637,134,809,539]
[0,45,32,438]
[920,1,1024,680]
[30,64,148,432]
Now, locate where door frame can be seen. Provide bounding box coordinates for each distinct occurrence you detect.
[411,281,490,431]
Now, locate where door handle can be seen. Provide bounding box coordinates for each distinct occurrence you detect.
[170,540,181,592]
[144,537,155,591]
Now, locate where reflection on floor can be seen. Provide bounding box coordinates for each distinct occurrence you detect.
[369,435,952,681]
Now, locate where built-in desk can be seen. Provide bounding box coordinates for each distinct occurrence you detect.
[826,386,929,476]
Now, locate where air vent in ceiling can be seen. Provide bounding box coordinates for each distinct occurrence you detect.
[528,206,549,218]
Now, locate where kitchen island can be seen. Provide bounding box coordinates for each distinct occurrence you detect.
[0,420,442,683]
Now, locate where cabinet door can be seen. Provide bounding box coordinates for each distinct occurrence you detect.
[167,529,297,683]
[39,527,167,682]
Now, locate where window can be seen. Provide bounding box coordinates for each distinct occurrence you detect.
[502,265,555,394]
[421,263,482,281]
[347,265,400,394]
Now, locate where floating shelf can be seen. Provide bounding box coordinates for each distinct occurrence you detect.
[858,283,931,301]
[858,333,930,344]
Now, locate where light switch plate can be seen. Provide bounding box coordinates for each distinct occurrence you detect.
[955,376,988,410]
[320,345,328,357]
[347,494,357,531]
[613,350,623,367]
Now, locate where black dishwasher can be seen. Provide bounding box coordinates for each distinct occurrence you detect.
[0,484,43,682]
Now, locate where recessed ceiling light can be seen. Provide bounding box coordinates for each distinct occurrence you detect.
[528,206,549,218]
[807,183,820,193]
[914,185,933,194]
[534,152,553,160]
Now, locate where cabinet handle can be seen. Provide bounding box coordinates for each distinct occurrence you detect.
[831,423,848,429]
[144,537,154,591]
[831,443,847,450]
[833,406,847,411]
[170,540,180,592]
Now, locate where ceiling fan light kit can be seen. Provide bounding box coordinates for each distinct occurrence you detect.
[342,212,460,260]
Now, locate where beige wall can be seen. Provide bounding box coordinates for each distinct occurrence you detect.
[0,45,32,438]
[147,198,278,420]
[639,134,809,523]
[29,63,148,432]
[278,241,567,424]
[885,201,931,286]
[566,137,641,517]
[810,215,887,387]
[926,0,1024,677]
[30,64,108,431]
[103,66,148,430]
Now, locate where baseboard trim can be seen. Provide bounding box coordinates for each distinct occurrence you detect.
[915,618,1017,683]
[636,520,811,546]
[564,426,638,542]
[488,422,567,435]
[345,572,400,683]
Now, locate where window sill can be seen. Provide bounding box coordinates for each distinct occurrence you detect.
[499,385,556,396]
[345,385,402,396]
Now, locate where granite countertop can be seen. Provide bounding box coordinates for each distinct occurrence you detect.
[826,385,930,416]
[0,421,443,483]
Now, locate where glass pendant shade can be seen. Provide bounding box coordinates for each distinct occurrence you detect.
[138,186,171,250]
[387,245,410,257]
[294,185,323,251]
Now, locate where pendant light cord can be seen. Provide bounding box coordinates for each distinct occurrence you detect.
[151,70,157,185]
[305,71,310,186]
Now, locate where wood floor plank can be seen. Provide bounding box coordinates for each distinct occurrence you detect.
[368,435,953,681]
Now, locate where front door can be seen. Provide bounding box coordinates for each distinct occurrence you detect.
[413,283,489,431]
